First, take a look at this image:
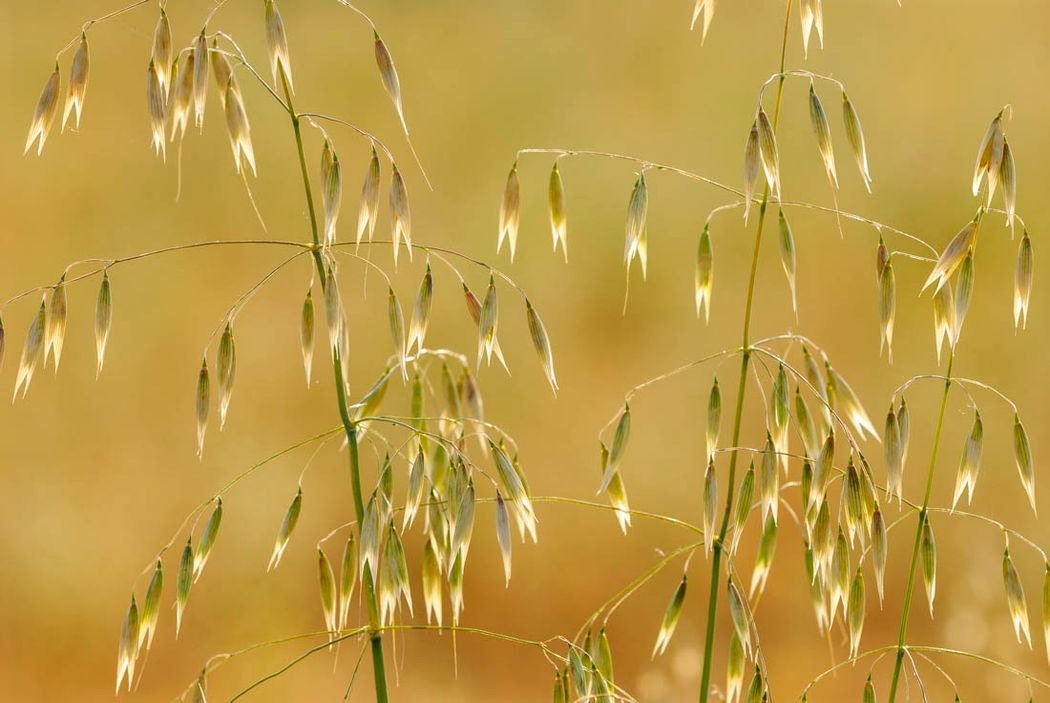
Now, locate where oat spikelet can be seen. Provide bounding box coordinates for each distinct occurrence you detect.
[217,324,237,428]
[652,575,687,657]
[222,81,256,176]
[407,265,433,353]
[175,538,193,636]
[808,83,838,188]
[152,9,173,94]
[777,209,798,315]
[702,458,718,555]
[695,224,714,321]
[729,464,755,554]
[744,668,763,703]
[1003,548,1033,648]
[624,173,649,278]
[726,632,744,703]
[356,148,381,249]
[756,109,781,198]
[749,514,777,597]
[933,284,956,362]
[972,111,1004,198]
[830,529,849,620]
[321,143,342,243]
[1014,230,1033,330]
[826,364,878,440]
[115,594,140,693]
[13,299,46,401]
[62,34,90,132]
[265,0,293,92]
[389,164,413,265]
[139,561,163,650]
[690,0,717,41]
[1013,414,1036,513]
[170,52,194,141]
[317,548,337,635]
[387,287,408,381]
[549,162,568,261]
[598,405,631,494]
[526,298,558,394]
[846,568,865,658]
[871,509,887,604]
[268,487,303,571]
[953,253,975,342]
[45,278,67,372]
[338,534,358,629]
[146,61,167,160]
[920,519,937,616]
[194,498,222,581]
[374,33,407,132]
[498,162,521,260]
[495,492,513,586]
[842,91,872,192]
[952,411,983,510]
[598,443,631,534]
[727,579,751,657]
[742,122,761,221]
[94,274,111,379]
[477,276,499,368]
[421,538,442,625]
[300,288,314,385]
[1000,139,1017,228]
[884,405,903,501]
[707,379,721,458]
[194,359,210,457]
[191,31,209,129]
[378,522,412,625]
[25,64,60,155]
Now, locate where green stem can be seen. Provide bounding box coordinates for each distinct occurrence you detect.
[886,351,955,703]
[280,67,390,703]
[697,3,792,701]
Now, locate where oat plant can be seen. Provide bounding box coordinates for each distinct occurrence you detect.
[499,1,1041,701]
[10,1,574,701]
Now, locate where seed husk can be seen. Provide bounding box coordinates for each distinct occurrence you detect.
[846,568,865,657]
[727,579,750,656]
[408,265,433,353]
[357,148,382,248]
[265,0,293,92]
[871,509,887,604]
[749,513,778,597]
[726,632,745,703]
[422,537,442,625]
[191,31,208,129]
[924,217,978,293]
[795,387,818,460]
[1003,548,1033,647]
[972,113,1003,197]
[808,82,837,187]
[146,60,167,160]
[1000,139,1017,227]
[194,498,223,581]
[268,487,303,571]
[878,258,896,361]
[756,109,781,198]
[389,165,412,265]
[217,324,236,428]
[139,560,163,650]
[477,276,499,368]
[743,122,761,222]
[624,173,649,278]
[222,81,256,176]
[299,288,315,385]
[548,162,568,260]
[317,548,337,633]
[599,405,631,493]
[321,144,342,243]
[338,533,359,629]
[526,298,558,394]
[690,0,716,42]
[599,442,632,534]
[176,538,193,636]
[152,9,173,93]
[1014,230,1033,330]
[707,378,722,458]
[952,411,984,510]
[62,34,90,132]
[45,278,67,372]
[777,210,798,315]
[695,224,714,321]
[115,594,140,693]
[1013,414,1036,512]
[498,163,521,260]
[495,492,512,586]
[652,575,687,657]
[170,51,194,141]
[387,286,407,381]
[195,359,210,458]
[920,519,937,616]
[374,33,406,132]
[730,463,756,554]
[953,253,975,341]
[702,459,718,555]
[25,64,60,155]
[842,91,872,191]
[14,299,47,400]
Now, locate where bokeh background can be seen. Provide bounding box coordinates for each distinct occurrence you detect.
[1,0,1048,701]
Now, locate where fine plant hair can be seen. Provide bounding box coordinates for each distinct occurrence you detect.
[497,2,1038,703]
[9,2,1043,703]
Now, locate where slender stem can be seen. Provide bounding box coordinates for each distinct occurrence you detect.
[886,351,955,703]
[280,67,390,703]
[697,3,793,701]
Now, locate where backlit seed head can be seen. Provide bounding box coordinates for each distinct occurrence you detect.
[62,34,90,132]
[1013,414,1036,513]
[878,259,896,361]
[920,519,937,616]
[726,631,745,703]
[217,324,236,428]
[749,514,778,598]
[652,575,687,657]
[795,388,818,460]
[191,31,209,129]
[321,143,342,243]
[843,459,864,546]
[744,667,763,703]
[1003,549,1033,648]
[1000,139,1017,228]
[599,405,631,494]
[548,162,568,261]
[933,284,956,362]
[830,529,849,620]
[299,288,314,385]
[495,492,513,586]
[884,405,903,502]
[408,265,433,353]
[194,498,222,581]
[176,538,193,636]
[871,509,887,604]
[526,299,558,394]
[152,9,173,93]
[338,534,358,629]
[138,561,163,652]
[498,163,521,260]
[952,411,984,510]
[357,148,382,248]
[863,676,876,703]
[477,276,499,368]
[972,111,1005,199]
[707,378,722,458]
[170,51,195,141]
[44,278,67,372]
[805,546,830,632]
[695,224,714,321]
[195,359,210,458]
[777,210,798,315]
[756,109,781,198]
[800,0,825,57]
[317,548,337,633]
[222,82,256,176]
[702,459,718,555]
[389,165,413,265]
[378,522,412,625]
[846,568,865,658]
[953,253,975,342]
[826,365,879,441]
[374,33,406,132]
[422,536,442,625]
[842,91,872,192]
[690,0,717,42]
[730,463,755,554]
[743,122,761,221]
[25,64,60,155]
[115,594,140,693]
[759,434,779,523]
[624,173,649,278]
[13,299,46,401]
[599,443,632,534]
[1014,230,1033,330]
[146,61,167,160]
[924,217,978,293]
[265,0,293,92]
[267,487,303,571]
[727,579,751,657]
[808,82,837,187]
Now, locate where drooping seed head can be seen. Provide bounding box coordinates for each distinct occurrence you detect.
[498,163,521,260]
[920,519,937,616]
[24,64,60,155]
[702,459,718,555]
[217,323,236,429]
[44,278,67,372]
[191,31,209,129]
[495,492,513,586]
[707,378,722,458]
[952,411,984,510]
[846,568,866,658]
[115,594,140,693]
[1003,548,1033,648]
[265,0,293,92]
[13,299,46,401]
[139,561,163,651]
[1013,414,1036,513]
[1014,230,1033,330]
[194,498,222,581]
[374,33,406,131]
[730,463,756,554]
[842,91,872,192]
[756,109,781,198]
[878,259,896,361]
[222,82,256,176]
[924,216,978,293]
[749,514,778,598]
[695,223,714,321]
[339,533,358,629]
[808,82,837,187]
[871,509,887,604]
[170,51,194,141]
[726,631,745,703]
[407,265,433,353]
[690,0,717,42]
[742,122,761,222]
[624,173,649,278]
[526,298,558,394]
[548,162,568,260]
[152,9,173,93]
[320,143,342,243]
[317,548,337,633]
[62,34,90,132]
[267,487,303,571]
[194,359,210,458]
[776,210,798,315]
[652,575,687,657]
[175,538,193,636]
[1000,139,1017,228]
[599,404,631,494]
[356,148,382,248]
[146,61,167,160]
[727,579,751,657]
[389,165,413,265]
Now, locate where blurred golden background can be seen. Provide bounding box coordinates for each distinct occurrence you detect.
[1,0,1048,701]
